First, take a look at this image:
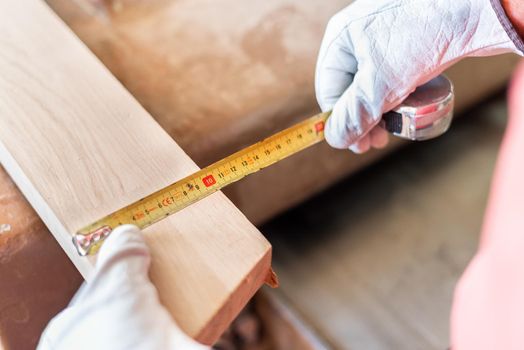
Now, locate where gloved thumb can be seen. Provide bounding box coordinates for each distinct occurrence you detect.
[63,224,153,318]
[96,224,151,281]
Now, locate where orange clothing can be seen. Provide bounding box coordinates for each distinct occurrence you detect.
[452,59,524,349]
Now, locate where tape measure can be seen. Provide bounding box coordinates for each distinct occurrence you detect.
[73,75,454,256]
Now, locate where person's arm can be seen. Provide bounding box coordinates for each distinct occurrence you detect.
[316,0,524,153]
[451,59,524,350]
[503,0,524,37]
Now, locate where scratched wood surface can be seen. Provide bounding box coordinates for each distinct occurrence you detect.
[0,0,271,344]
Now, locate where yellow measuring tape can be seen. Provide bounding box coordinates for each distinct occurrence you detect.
[73,112,330,256]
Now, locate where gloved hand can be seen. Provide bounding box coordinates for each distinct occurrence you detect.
[37,225,209,350]
[316,0,523,153]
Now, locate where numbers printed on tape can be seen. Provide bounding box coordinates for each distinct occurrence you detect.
[202,175,216,187]
[73,112,330,256]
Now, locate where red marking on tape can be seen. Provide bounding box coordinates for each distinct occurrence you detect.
[162,198,173,206]
[315,122,325,133]
[202,175,216,187]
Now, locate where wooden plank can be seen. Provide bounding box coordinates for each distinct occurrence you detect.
[0,0,272,344]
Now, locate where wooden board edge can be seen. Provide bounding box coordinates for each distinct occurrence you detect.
[0,139,96,277]
[195,247,273,344]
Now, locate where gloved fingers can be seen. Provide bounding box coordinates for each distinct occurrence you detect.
[324,67,387,149]
[348,134,370,154]
[348,126,390,154]
[370,125,389,149]
[315,51,357,111]
[315,20,357,112]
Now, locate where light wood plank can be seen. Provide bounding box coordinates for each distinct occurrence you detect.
[0,0,272,344]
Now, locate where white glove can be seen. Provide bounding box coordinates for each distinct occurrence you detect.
[37,225,209,350]
[316,0,523,153]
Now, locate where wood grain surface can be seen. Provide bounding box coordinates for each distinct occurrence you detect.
[0,0,271,344]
